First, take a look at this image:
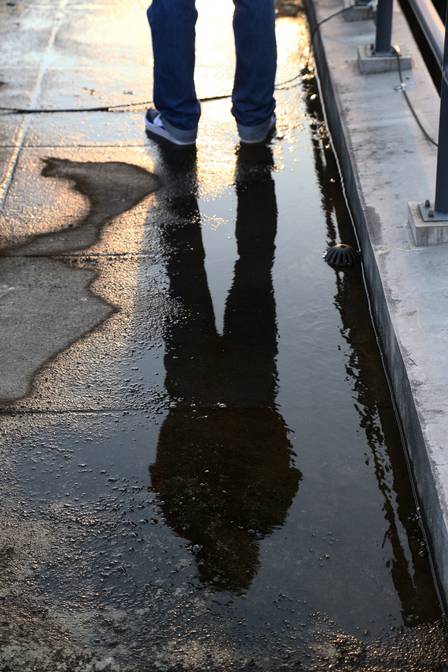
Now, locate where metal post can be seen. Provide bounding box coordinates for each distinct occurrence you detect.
[434,6,448,214]
[375,0,393,54]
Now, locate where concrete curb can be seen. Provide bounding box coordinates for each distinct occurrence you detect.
[306,0,448,604]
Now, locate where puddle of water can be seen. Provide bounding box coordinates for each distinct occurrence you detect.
[0,4,447,672]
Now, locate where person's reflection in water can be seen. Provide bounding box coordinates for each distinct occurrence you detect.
[150,143,301,593]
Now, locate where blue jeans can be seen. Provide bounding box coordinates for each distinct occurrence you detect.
[147,0,277,137]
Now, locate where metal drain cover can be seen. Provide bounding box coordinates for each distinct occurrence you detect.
[324,243,359,268]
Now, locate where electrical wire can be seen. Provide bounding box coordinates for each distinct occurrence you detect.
[0,76,311,115]
[309,5,352,51]
[0,5,351,116]
[392,46,438,147]
[0,92,228,115]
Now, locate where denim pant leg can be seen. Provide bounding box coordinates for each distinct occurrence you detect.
[147,0,200,133]
[232,0,277,131]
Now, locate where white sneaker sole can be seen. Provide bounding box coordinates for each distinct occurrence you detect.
[145,117,196,147]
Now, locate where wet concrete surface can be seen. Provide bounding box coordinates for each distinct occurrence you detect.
[0,1,447,670]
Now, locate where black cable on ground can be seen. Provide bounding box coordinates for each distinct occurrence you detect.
[309,5,351,51]
[392,46,438,147]
[0,93,231,115]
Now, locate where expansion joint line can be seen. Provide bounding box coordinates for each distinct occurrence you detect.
[0,0,69,212]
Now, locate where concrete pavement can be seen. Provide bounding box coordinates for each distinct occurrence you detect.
[0,1,447,671]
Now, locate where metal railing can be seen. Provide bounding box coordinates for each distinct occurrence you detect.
[407,0,444,66]
[434,9,448,214]
[359,0,448,216]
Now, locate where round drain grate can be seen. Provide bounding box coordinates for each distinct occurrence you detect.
[324,243,359,268]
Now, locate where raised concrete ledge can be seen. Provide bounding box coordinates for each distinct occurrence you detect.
[306,0,448,602]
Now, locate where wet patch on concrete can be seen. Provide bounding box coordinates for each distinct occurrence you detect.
[1,409,447,672]
[0,149,161,253]
[0,159,159,403]
[0,255,170,412]
[8,158,159,255]
[0,257,112,402]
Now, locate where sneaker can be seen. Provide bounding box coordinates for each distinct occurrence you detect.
[145,108,197,147]
[238,114,276,145]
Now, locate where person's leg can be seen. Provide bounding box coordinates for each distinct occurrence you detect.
[232,0,277,143]
[147,0,200,142]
